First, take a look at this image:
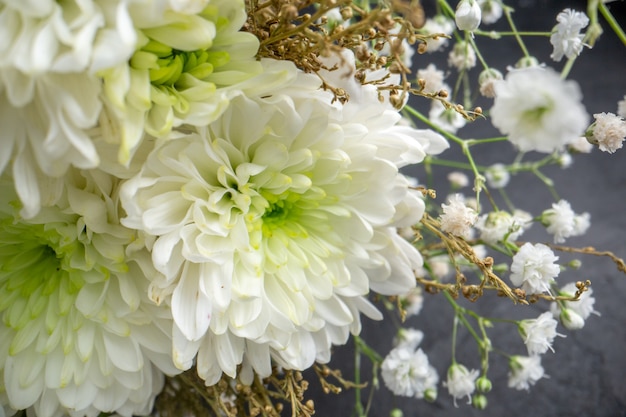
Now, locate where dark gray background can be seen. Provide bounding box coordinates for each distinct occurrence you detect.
[308,1,626,416]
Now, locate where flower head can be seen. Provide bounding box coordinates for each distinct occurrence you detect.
[508,355,545,391]
[490,67,589,153]
[0,170,177,416]
[443,363,479,406]
[550,282,599,330]
[478,0,503,24]
[120,59,446,384]
[550,9,589,62]
[448,41,477,71]
[381,347,439,399]
[421,16,455,53]
[541,200,590,243]
[484,163,509,188]
[439,194,477,239]
[455,0,482,32]
[519,312,564,355]
[475,210,526,245]
[586,112,626,154]
[510,243,560,295]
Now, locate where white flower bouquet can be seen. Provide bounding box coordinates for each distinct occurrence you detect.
[1,0,625,416]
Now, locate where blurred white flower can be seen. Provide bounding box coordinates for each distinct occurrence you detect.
[475,211,526,245]
[510,243,560,295]
[439,194,477,239]
[478,68,503,98]
[393,328,425,350]
[444,363,479,406]
[401,287,425,318]
[484,163,510,188]
[120,59,447,384]
[550,9,589,62]
[508,356,545,391]
[421,16,455,53]
[417,64,446,94]
[448,41,477,71]
[429,102,467,133]
[381,346,439,399]
[478,0,503,24]
[617,95,626,118]
[551,282,599,330]
[455,0,482,32]
[0,170,178,416]
[519,312,564,356]
[586,112,626,153]
[541,200,590,243]
[491,67,588,153]
[447,171,470,188]
[567,136,594,153]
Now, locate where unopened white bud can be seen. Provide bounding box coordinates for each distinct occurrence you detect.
[455,0,482,31]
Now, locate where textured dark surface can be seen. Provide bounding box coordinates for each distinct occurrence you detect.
[309,1,626,416]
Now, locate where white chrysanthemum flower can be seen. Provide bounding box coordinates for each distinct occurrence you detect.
[448,41,477,71]
[381,347,439,399]
[519,312,564,356]
[0,170,178,417]
[491,67,589,153]
[393,328,424,351]
[510,243,560,295]
[586,112,626,154]
[439,194,477,239]
[550,9,589,62]
[508,355,545,391]
[550,282,599,330]
[100,0,263,165]
[0,0,137,74]
[478,0,503,24]
[617,95,626,119]
[120,59,447,384]
[421,16,455,53]
[455,0,482,32]
[484,163,509,188]
[429,102,467,133]
[417,64,446,94]
[443,363,479,406]
[475,211,526,245]
[541,200,590,243]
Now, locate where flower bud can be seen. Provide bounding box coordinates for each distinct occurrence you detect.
[424,387,438,402]
[560,308,585,330]
[475,376,492,393]
[472,394,488,410]
[455,0,482,31]
[390,409,404,417]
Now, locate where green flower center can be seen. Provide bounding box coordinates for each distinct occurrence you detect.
[261,192,305,238]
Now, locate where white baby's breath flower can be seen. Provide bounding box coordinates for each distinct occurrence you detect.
[448,41,477,71]
[0,170,178,416]
[541,200,590,243]
[508,356,545,391]
[447,171,470,188]
[550,9,589,62]
[568,136,594,153]
[510,243,560,295]
[484,163,510,188]
[519,312,564,356]
[478,68,503,98]
[439,194,477,239]
[617,95,626,118]
[550,282,599,330]
[455,0,482,32]
[475,211,525,245]
[421,16,455,53]
[120,59,445,384]
[429,102,467,133]
[381,347,439,399]
[401,287,424,318]
[491,67,589,153]
[444,363,479,406]
[393,328,425,350]
[417,64,446,94]
[586,112,626,153]
[478,0,503,24]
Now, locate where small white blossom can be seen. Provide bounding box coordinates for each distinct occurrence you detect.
[439,194,478,239]
[448,41,477,71]
[550,9,589,62]
[557,152,573,168]
[421,16,455,53]
[444,363,479,406]
[478,68,503,98]
[475,211,526,245]
[393,328,425,350]
[448,171,470,188]
[491,67,589,153]
[586,112,626,153]
[401,287,425,318]
[417,64,447,94]
[519,312,564,356]
[429,101,467,133]
[508,356,546,391]
[455,0,482,32]
[541,200,590,243]
[568,136,594,153]
[381,347,439,398]
[617,95,626,118]
[485,163,510,188]
[478,0,503,24]
[551,282,599,330]
[510,243,560,295]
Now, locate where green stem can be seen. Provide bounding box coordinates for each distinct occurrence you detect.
[503,6,531,58]
[599,2,626,46]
